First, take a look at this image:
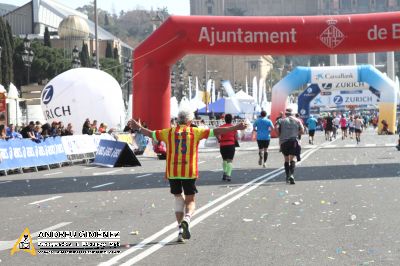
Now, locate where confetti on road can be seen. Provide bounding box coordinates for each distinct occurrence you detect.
[243,218,253,222]
[321,200,326,204]
[292,201,301,205]
[350,214,357,221]
[129,231,139,235]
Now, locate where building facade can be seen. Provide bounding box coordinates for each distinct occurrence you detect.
[191,0,400,16]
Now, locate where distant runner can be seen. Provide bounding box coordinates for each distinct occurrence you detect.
[306,115,318,145]
[253,111,274,168]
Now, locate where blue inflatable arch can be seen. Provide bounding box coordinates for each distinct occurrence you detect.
[270,65,397,135]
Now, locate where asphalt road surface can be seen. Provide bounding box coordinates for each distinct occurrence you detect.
[0,128,399,266]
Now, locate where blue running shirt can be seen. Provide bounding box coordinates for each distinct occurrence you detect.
[253,118,274,140]
[306,117,318,130]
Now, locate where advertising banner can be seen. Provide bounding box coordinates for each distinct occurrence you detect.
[311,89,379,107]
[311,66,358,84]
[0,137,67,170]
[93,139,141,167]
[61,134,115,155]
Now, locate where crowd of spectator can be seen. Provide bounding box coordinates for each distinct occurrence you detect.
[1,120,74,141]
[81,118,116,136]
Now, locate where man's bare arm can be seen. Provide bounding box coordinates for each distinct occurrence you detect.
[129,119,154,138]
[213,122,247,137]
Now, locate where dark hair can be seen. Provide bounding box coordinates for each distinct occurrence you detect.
[224,114,233,123]
[260,111,267,117]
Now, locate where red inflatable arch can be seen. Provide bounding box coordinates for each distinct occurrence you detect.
[133,12,400,129]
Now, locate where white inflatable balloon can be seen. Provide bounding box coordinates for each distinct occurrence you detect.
[41,68,125,133]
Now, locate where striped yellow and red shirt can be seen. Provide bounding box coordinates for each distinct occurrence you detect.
[152,126,213,179]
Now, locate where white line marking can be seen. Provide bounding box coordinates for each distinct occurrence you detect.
[0,181,12,184]
[198,161,206,164]
[84,166,100,170]
[344,144,356,147]
[0,222,71,251]
[93,169,123,176]
[385,143,395,147]
[43,171,63,176]
[100,147,321,266]
[135,174,152,179]
[364,144,376,147]
[130,169,136,172]
[91,182,115,189]
[325,145,336,148]
[28,196,62,205]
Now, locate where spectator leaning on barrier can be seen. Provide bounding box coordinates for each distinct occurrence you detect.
[82,119,93,135]
[33,125,43,142]
[0,125,6,140]
[6,124,22,139]
[123,121,135,133]
[63,123,74,136]
[98,123,108,134]
[57,121,65,136]
[20,121,35,139]
[41,123,51,138]
[91,120,98,134]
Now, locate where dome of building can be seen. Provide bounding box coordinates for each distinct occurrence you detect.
[58,15,90,39]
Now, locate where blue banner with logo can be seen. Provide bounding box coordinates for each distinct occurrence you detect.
[0,137,67,170]
[94,139,141,167]
[297,84,321,121]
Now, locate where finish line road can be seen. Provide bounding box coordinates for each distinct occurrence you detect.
[0,131,399,266]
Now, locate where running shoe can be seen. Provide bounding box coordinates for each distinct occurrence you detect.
[258,156,262,165]
[286,175,290,184]
[262,163,266,168]
[177,232,185,243]
[226,175,231,182]
[289,175,295,185]
[222,174,227,181]
[181,217,191,239]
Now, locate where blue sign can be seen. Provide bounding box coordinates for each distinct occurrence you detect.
[297,84,321,121]
[0,137,67,170]
[333,95,343,104]
[94,140,141,167]
[42,85,54,104]
[93,140,126,167]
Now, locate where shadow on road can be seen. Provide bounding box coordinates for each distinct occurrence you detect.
[0,162,398,198]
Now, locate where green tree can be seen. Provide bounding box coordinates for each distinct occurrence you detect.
[0,18,13,88]
[80,42,90,67]
[105,41,113,58]
[44,26,51,47]
[99,58,122,84]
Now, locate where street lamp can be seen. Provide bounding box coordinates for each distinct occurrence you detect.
[22,35,34,85]
[71,46,81,68]
[124,58,132,104]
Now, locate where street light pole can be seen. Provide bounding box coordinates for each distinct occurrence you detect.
[124,58,132,105]
[22,35,34,85]
[72,45,81,68]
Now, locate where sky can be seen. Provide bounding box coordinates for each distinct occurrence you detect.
[0,0,190,15]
